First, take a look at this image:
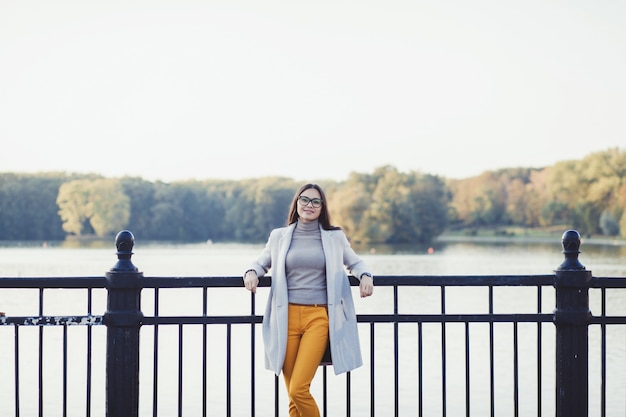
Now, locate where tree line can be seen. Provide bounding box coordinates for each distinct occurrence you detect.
[1,148,624,244]
[447,148,626,237]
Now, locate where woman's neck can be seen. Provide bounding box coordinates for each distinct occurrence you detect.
[297,219,319,231]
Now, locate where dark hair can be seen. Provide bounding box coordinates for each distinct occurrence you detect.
[287,183,340,230]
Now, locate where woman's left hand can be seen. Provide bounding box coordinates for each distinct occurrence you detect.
[359,275,374,298]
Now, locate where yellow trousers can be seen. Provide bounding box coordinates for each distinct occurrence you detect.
[283,304,329,417]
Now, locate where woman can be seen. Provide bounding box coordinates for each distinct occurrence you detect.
[243,183,374,417]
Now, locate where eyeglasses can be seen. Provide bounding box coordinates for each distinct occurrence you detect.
[298,195,323,208]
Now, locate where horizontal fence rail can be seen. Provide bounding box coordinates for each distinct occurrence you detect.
[1,229,626,417]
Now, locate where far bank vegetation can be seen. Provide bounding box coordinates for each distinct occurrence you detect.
[1,148,624,245]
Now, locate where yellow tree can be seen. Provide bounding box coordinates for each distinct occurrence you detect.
[327,179,371,243]
[57,178,130,237]
[87,179,130,237]
[56,179,91,235]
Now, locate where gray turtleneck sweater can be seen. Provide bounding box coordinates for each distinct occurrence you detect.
[285,220,327,304]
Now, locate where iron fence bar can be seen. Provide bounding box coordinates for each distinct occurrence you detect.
[0,277,107,288]
[370,322,375,417]
[589,316,626,324]
[394,285,399,417]
[38,288,43,417]
[142,316,264,325]
[250,291,255,417]
[465,322,470,417]
[418,321,423,417]
[489,286,495,417]
[152,288,159,417]
[601,287,607,417]
[202,287,208,417]
[178,323,183,417]
[357,313,554,324]
[14,324,20,417]
[513,321,519,417]
[63,324,68,417]
[274,374,279,417]
[440,285,447,417]
[537,286,543,417]
[370,275,555,286]
[592,277,626,287]
[136,275,556,288]
[226,323,232,417]
[322,365,327,417]
[343,351,351,414]
[86,289,93,417]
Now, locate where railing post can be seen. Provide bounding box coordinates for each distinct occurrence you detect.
[104,230,143,417]
[554,230,592,417]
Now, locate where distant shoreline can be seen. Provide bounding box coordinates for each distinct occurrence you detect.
[437,234,626,246]
[2,231,625,248]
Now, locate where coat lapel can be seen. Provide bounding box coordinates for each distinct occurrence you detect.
[320,227,337,305]
[274,224,295,307]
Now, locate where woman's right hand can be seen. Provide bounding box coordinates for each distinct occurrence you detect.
[243,270,259,293]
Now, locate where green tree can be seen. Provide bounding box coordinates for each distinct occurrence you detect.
[120,177,158,236]
[526,169,550,227]
[201,180,231,241]
[599,210,620,236]
[405,174,449,243]
[349,166,449,244]
[0,173,68,240]
[544,149,626,235]
[148,182,186,240]
[572,201,602,236]
[617,212,625,238]
[541,200,571,226]
[362,166,402,243]
[251,178,297,240]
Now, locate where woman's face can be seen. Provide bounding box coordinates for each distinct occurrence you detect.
[297,188,322,223]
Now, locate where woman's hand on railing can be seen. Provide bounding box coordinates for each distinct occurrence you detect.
[243,270,259,294]
[359,275,374,298]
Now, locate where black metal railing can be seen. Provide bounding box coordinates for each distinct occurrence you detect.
[1,229,626,417]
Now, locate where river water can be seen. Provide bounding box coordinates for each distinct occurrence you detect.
[1,237,625,416]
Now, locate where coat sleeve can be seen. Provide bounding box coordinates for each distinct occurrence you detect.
[245,230,275,278]
[339,231,373,281]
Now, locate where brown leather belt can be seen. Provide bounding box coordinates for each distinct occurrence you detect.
[289,302,327,307]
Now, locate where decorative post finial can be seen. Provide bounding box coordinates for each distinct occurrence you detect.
[557,229,585,271]
[104,229,143,417]
[554,229,591,417]
[111,230,138,272]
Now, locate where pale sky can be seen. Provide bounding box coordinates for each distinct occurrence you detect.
[1,1,624,183]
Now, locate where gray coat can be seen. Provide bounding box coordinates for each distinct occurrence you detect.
[247,223,371,375]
